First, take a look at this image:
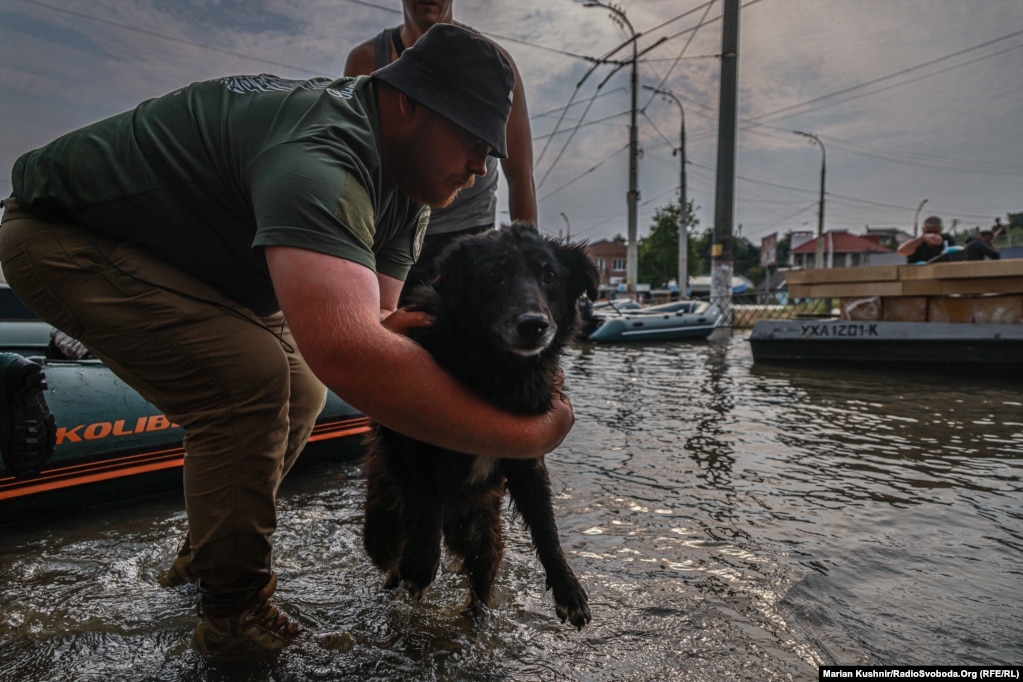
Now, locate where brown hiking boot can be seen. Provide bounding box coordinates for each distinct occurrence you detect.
[193,574,301,659]
[158,534,195,587]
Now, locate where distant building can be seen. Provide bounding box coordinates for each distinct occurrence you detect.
[585,238,627,286]
[865,226,912,251]
[789,231,815,261]
[790,230,892,269]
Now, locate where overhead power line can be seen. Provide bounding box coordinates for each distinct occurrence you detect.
[536,0,723,192]
[18,0,330,76]
[539,144,629,202]
[641,0,716,110]
[746,28,1023,123]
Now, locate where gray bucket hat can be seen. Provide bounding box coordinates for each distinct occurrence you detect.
[371,24,515,158]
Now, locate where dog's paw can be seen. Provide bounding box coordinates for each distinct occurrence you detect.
[382,570,427,600]
[555,599,591,631]
[383,571,401,590]
[403,581,428,600]
[551,579,591,630]
[461,598,493,627]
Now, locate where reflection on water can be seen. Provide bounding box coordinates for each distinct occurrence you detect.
[2,331,1021,680]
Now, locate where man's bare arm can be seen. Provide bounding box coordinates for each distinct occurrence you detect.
[499,49,538,224]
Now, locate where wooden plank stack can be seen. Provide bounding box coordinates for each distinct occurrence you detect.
[784,260,1023,323]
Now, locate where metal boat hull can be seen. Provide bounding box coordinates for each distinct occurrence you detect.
[750,319,1023,372]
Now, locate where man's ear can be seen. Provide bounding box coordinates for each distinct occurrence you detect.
[397,92,419,122]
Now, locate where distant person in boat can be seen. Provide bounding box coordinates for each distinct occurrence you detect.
[964,229,1001,261]
[343,0,537,299]
[898,215,955,263]
[0,25,573,660]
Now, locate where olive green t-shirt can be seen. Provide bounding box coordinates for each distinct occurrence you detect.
[12,74,427,315]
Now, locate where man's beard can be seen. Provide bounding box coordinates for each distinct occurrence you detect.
[405,173,476,209]
[387,142,478,207]
[431,174,476,209]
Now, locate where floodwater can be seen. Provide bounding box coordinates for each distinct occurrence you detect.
[1,331,1021,680]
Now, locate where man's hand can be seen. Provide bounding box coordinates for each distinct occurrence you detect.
[922,233,944,247]
[544,367,575,453]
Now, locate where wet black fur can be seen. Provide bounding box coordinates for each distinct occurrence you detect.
[362,223,598,629]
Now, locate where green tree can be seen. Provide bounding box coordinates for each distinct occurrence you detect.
[684,227,765,283]
[1003,212,1023,247]
[777,232,792,266]
[689,226,714,279]
[637,200,699,287]
[637,205,808,289]
[733,236,761,284]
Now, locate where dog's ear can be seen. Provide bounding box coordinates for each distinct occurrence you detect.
[557,242,601,300]
[429,236,472,300]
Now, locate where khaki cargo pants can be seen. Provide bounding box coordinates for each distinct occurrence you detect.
[0,197,327,615]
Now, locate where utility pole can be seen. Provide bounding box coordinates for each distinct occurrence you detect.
[643,85,687,297]
[626,18,639,298]
[585,1,639,297]
[560,212,571,241]
[794,130,826,268]
[711,0,739,324]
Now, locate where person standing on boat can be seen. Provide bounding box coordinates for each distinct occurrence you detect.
[992,216,1006,236]
[343,0,537,299]
[898,215,955,263]
[964,228,1002,261]
[0,25,573,659]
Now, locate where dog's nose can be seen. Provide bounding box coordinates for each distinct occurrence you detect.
[516,314,550,340]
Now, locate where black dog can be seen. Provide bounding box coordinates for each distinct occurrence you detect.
[362,223,597,629]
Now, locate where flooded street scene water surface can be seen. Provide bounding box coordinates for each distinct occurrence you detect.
[2,331,1021,680]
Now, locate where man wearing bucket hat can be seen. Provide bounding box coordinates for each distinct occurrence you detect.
[0,24,573,658]
[344,0,537,298]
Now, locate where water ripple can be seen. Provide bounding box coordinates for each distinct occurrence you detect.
[2,333,1021,677]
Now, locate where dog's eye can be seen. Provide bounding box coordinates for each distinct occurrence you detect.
[543,269,557,284]
[487,270,505,284]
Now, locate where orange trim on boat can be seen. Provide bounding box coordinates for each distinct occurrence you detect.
[307,417,372,443]
[0,417,371,501]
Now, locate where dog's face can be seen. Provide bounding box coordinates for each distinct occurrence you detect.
[431,224,599,358]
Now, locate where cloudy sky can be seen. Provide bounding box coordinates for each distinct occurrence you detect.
[2,0,1022,255]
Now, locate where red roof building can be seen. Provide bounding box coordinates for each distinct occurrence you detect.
[790,230,892,269]
[585,239,628,286]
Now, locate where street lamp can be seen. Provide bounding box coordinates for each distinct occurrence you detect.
[643,85,687,296]
[585,1,639,295]
[913,198,929,237]
[560,211,571,241]
[794,130,826,268]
